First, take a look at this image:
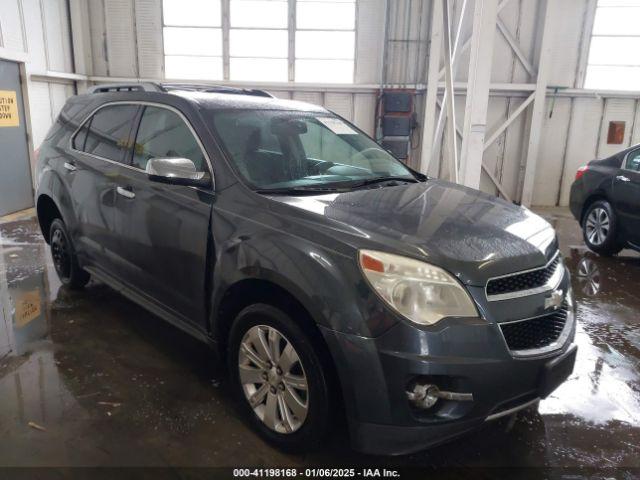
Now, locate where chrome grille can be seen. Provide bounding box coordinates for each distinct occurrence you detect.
[487,253,561,298]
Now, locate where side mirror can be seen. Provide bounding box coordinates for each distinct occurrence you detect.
[146,158,212,188]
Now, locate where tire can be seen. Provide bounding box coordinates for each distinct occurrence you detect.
[228,303,332,451]
[49,218,90,289]
[582,200,623,256]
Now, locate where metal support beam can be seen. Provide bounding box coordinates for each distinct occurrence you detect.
[520,0,556,207]
[441,0,459,183]
[496,17,536,77]
[436,97,512,202]
[418,0,443,174]
[437,0,513,80]
[483,92,535,150]
[431,0,468,168]
[459,0,499,188]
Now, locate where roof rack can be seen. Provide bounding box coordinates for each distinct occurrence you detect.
[160,83,274,98]
[88,82,275,98]
[87,82,164,93]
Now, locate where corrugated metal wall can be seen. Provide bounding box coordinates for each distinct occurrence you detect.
[4,0,640,207]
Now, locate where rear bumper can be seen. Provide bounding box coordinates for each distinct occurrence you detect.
[321,274,577,455]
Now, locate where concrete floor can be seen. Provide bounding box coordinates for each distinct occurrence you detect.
[0,207,639,470]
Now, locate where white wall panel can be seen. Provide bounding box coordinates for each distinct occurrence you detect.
[558,98,602,206]
[22,0,47,72]
[324,93,354,121]
[42,0,73,72]
[547,0,586,88]
[0,0,26,52]
[27,81,53,149]
[104,0,138,77]
[353,93,376,135]
[597,98,636,159]
[532,98,571,206]
[49,83,72,118]
[292,91,322,105]
[272,91,292,100]
[88,0,109,76]
[135,0,162,78]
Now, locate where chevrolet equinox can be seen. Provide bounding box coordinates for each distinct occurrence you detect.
[35,83,577,455]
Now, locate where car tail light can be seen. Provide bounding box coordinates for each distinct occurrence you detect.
[575,165,588,181]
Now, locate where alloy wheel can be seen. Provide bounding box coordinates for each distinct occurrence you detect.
[585,207,610,246]
[238,325,309,434]
[51,228,71,280]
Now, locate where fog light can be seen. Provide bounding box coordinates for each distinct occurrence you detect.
[406,383,474,409]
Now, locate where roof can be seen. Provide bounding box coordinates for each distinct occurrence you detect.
[171,90,328,113]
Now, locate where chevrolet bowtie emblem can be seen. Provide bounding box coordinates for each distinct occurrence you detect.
[545,289,563,310]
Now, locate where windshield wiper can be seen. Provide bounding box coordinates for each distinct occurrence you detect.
[351,176,419,188]
[254,186,345,195]
[255,176,421,195]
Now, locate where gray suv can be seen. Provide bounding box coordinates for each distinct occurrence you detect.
[35,83,577,455]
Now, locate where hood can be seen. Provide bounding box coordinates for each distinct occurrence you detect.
[267,180,558,286]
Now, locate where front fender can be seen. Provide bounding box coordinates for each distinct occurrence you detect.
[210,229,398,338]
[36,165,79,237]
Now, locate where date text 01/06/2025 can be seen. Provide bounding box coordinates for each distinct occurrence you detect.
[233,468,401,478]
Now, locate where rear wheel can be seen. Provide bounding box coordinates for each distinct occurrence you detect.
[228,304,332,451]
[582,200,623,256]
[49,218,90,289]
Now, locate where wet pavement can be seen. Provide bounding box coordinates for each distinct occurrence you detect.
[0,208,638,471]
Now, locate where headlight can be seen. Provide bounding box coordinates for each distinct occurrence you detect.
[359,250,479,326]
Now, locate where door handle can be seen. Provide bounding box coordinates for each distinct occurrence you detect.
[63,162,77,172]
[116,186,136,199]
[616,175,631,182]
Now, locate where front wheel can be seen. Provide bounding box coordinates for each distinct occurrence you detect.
[228,304,332,451]
[49,218,90,289]
[582,200,623,256]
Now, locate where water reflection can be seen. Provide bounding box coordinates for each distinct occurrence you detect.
[576,256,601,296]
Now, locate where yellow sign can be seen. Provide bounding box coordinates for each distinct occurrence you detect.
[0,90,20,127]
[14,289,41,328]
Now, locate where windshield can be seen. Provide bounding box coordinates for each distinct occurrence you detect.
[208,109,415,191]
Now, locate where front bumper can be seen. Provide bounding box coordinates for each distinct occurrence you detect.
[321,270,577,455]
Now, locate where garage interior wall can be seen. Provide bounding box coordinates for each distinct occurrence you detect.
[2,0,640,207]
[0,0,76,178]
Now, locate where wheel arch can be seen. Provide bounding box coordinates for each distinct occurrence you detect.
[213,276,345,419]
[213,277,327,360]
[36,194,64,243]
[580,192,609,224]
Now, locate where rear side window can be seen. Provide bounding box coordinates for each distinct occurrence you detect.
[625,149,640,172]
[73,105,139,163]
[132,106,206,171]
